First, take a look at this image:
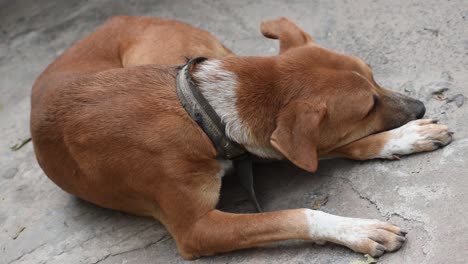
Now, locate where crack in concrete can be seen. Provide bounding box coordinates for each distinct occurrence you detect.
[90,234,170,264]
[43,222,160,263]
[7,221,159,264]
[26,224,167,264]
[336,176,425,223]
[7,242,46,264]
[335,176,435,258]
[50,230,102,259]
[109,223,160,248]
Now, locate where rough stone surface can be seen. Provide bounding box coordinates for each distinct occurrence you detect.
[1,0,467,263]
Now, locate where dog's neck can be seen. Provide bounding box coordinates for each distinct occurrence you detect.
[192,57,284,159]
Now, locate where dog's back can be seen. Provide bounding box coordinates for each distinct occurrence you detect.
[30,16,230,215]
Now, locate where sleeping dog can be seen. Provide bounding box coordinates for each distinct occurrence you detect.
[30,16,452,259]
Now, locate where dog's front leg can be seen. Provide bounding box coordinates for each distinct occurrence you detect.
[330,119,453,160]
[170,208,405,259]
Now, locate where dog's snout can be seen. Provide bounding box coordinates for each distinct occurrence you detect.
[415,100,426,119]
[379,91,428,131]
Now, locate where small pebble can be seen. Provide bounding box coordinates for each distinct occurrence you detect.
[309,192,329,209]
[447,94,465,107]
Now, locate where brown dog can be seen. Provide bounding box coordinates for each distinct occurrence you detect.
[30,16,452,259]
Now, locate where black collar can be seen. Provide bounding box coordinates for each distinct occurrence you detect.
[176,57,248,160]
[176,57,262,212]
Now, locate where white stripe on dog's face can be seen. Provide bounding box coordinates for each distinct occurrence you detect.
[377,119,452,159]
[193,60,283,159]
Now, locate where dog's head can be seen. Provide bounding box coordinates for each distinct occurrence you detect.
[262,17,425,172]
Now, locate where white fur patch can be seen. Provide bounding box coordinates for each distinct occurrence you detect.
[378,121,423,158]
[216,159,233,178]
[193,61,248,143]
[305,209,379,244]
[193,60,283,159]
[377,119,451,159]
[304,209,405,256]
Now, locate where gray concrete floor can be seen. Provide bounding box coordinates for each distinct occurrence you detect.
[1,0,468,263]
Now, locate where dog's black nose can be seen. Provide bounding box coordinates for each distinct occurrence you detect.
[415,100,426,119]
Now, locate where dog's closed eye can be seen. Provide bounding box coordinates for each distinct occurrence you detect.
[364,94,379,118]
[372,94,379,107]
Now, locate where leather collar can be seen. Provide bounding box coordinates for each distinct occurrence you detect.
[176,57,248,160]
[176,57,262,212]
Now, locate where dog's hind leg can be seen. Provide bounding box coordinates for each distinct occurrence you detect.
[330,119,453,160]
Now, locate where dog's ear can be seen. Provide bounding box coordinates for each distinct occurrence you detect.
[270,101,326,172]
[261,17,313,53]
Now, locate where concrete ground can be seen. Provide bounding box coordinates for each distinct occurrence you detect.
[1,0,467,263]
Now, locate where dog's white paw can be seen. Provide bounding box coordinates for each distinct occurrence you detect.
[378,119,453,159]
[305,210,406,257]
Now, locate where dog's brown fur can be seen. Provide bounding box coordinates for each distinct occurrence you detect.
[31,16,451,259]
